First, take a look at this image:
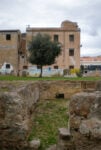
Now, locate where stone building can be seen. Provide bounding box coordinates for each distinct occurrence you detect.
[0,20,81,75]
[0,30,27,75]
[26,20,81,70]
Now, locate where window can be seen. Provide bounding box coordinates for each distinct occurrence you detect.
[69,65,74,69]
[69,34,74,42]
[6,64,10,69]
[69,49,74,56]
[54,35,59,42]
[54,65,58,69]
[6,34,11,40]
[23,66,28,69]
[18,51,22,55]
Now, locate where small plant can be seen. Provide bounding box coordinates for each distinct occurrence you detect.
[63,69,70,76]
[76,70,83,77]
[70,68,82,77]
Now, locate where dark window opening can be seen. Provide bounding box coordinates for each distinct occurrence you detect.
[23,66,28,69]
[54,66,58,69]
[69,34,74,42]
[56,93,64,99]
[18,51,22,55]
[6,64,10,69]
[54,35,59,42]
[6,34,11,40]
[69,65,74,69]
[69,49,74,56]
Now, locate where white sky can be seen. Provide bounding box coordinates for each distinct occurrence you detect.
[0,0,101,56]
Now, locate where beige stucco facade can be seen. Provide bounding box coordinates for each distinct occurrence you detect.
[0,30,27,75]
[0,20,80,75]
[26,20,81,70]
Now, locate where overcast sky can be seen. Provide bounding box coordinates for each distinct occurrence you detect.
[0,0,101,56]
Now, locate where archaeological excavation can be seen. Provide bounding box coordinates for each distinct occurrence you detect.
[0,80,101,150]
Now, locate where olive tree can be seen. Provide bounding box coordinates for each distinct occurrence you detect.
[28,33,62,77]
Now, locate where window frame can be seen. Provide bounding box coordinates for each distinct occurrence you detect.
[54,34,59,42]
[6,64,10,69]
[69,48,74,56]
[6,34,11,40]
[69,34,74,42]
[54,65,58,69]
[69,65,74,70]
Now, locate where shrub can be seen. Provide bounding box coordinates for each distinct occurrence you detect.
[70,68,82,77]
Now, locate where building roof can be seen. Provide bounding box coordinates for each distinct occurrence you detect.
[61,20,78,28]
[26,20,80,32]
[80,56,101,62]
[80,56,101,66]
[0,29,20,33]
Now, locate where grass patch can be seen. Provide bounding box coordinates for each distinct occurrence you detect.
[0,75,101,81]
[28,99,68,149]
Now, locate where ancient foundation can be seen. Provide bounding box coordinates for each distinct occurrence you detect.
[0,80,100,150]
[0,82,40,150]
[47,81,101,150]
[55,81,101,150]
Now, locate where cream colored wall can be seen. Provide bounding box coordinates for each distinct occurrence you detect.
[26,21,80,70]
[0,31,20,74]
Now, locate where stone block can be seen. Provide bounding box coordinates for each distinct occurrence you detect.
[69,82,101,150]
[29,139,40,150]
[58,128,71,140]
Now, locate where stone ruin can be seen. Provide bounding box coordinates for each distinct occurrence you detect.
[48,81,101,150]
[0,82,40,150]
[0,81,101,150]
[68,82,101,150]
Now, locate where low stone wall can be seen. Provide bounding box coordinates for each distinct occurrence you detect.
[0,80,98,150]
[48,81,101,150]
[55,81,101,150]
[0,82,40,150]
[39,81,96,100]
[69,90,101,150]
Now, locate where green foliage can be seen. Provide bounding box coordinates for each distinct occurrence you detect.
[28,99,68,149]
[63,69,70,75]
[76,70,83,77]
[0,75,101,81]
[80,65,84,74]
[70,68,79,74]
[28,33,62,77]
[70,68,82,77]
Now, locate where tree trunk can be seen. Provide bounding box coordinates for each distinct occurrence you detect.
[39,65,43,77]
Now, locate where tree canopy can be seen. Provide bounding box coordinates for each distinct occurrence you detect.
[28,33,62,77]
